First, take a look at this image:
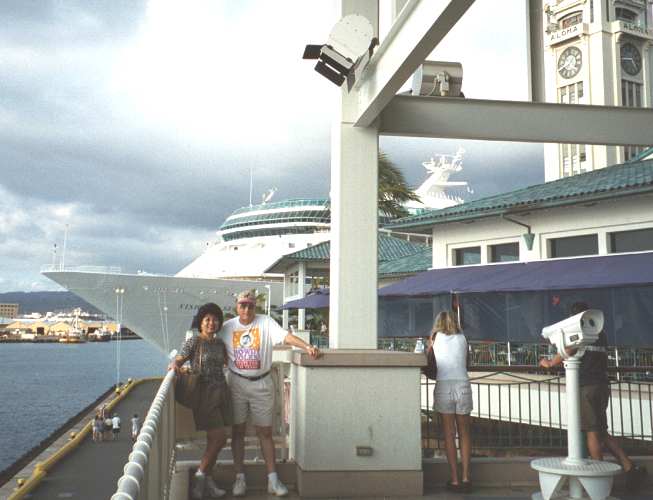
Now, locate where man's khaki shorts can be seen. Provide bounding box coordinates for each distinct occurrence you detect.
[580,383,609,433]
[228,372,275,427]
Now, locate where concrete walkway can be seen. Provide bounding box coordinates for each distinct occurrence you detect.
[19,380,159,500]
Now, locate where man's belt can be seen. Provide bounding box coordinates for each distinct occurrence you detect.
[584,346,607,352]
[229,369,271,381]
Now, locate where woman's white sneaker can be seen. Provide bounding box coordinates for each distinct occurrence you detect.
[232,474,247,497]
[267,478,289,497]
[191,471,206,499]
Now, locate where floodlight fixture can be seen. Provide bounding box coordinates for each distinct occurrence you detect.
[303,14,378,90]
[411,61,464,97]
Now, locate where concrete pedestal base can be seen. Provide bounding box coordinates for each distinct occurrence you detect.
[291,350,425,498]
[297,466,423,498]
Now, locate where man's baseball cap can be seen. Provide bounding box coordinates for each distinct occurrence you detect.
[236,290,257,305]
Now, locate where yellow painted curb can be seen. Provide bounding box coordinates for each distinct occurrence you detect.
[8,377,164,500]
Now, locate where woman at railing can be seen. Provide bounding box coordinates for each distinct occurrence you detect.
[169,303,233,499]
[430,310,473,493]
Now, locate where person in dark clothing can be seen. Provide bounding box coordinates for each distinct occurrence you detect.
[539,302,647,492]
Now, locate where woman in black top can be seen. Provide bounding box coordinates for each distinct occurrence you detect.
[169,303,232,499]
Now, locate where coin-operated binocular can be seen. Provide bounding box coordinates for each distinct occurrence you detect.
[541,309,604,358]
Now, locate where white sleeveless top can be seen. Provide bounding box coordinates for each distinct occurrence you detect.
[433,332,469,381]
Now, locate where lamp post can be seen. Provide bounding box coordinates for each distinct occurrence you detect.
[114,287,125,391]
[264,284,271,316]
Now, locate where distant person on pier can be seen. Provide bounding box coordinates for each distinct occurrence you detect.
[92,413,103,442]
[169,302,232,499]
[221,289,320,497]
[112,413,121,439]
[539,301,647,492]
[103,414,113,441]
[430,310,473,493]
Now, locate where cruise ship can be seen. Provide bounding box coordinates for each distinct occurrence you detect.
[43,153,470,354]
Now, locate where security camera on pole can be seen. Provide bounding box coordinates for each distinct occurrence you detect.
[531,310,621,500]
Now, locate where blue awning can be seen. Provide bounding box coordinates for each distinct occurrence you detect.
[379,252,653,297]
[280,288,330,310]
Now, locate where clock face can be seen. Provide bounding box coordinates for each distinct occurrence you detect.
[621,43,642,76]
[558,46,583,79]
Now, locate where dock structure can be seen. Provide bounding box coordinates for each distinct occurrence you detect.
[2,379,160,500]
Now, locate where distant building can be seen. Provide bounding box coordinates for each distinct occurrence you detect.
[387,158,653,267]
[543,1,653,180]
[0,303,19,318]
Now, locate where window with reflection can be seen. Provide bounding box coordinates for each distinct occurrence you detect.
[616,8,638,23]
[454,246,481,266]
[549,234,598,258]
[610,228,653,253]
[490,242,520,263]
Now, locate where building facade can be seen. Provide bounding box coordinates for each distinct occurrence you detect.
[387,160,653,268]
[0,303,19,318]
[543,0,653,180]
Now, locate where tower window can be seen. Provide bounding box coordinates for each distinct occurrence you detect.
[616,8,638,23]
[560,12,583,28]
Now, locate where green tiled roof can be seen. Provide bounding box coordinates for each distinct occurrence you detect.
[387,160,653,232]
[265,234,428,273]
[378,247,432,277]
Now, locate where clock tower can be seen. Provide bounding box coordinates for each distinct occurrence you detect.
[542,0,653,181]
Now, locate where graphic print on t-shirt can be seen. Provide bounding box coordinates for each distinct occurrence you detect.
[233,327,261,370]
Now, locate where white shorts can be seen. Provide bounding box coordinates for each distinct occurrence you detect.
[228,372,274,427]
[434,380,473,415]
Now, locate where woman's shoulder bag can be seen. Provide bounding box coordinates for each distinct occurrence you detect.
[422,344,438,380]
[175,338,203,409]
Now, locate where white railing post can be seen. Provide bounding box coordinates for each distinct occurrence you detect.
[111,370,176,500]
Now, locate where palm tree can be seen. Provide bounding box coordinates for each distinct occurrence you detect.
[378,151,421,219]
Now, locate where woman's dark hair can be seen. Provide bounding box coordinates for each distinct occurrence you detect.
[191,302,224,331]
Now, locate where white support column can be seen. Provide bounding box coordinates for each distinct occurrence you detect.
[298,262,307,331]
[328,0,379,350]
[329,121,378,348]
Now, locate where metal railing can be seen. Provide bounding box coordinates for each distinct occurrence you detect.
[421,367,653,457]
[111,370,176,500]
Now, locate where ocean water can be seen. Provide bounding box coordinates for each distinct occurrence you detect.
[0,340,168,473]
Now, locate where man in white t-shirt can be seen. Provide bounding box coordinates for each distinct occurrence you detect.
[221,290,319,497]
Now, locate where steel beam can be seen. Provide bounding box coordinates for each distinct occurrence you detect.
[354,0,476,127]
[379,95,653,146]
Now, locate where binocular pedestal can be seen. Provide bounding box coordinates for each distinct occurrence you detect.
[531,358,621,500]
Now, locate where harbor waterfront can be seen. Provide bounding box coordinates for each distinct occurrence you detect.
[0,340,167,476]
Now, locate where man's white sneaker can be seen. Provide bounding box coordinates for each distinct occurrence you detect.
[232,475,247,497]
[268,478,289,497]
[205,476,226,498]
[191,472,206,499]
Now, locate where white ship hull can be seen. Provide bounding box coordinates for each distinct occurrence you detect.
[43,270,283,354]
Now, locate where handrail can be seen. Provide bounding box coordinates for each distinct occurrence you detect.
[111,370,176,500]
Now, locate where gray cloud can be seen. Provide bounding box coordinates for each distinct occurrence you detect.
[0,0,544,293]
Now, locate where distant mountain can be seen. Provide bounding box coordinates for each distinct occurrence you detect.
[0,291,104,316]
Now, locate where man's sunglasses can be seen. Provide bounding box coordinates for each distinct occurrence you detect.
[238,303,256,309]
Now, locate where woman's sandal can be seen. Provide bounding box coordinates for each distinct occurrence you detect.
[446,481,462,492]
[461,480,473,493]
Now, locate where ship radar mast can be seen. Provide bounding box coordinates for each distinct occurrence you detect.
[405,147,473,213]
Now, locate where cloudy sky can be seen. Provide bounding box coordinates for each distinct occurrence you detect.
[0,0,543,292]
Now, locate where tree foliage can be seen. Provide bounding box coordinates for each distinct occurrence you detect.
[378,152,421,219]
